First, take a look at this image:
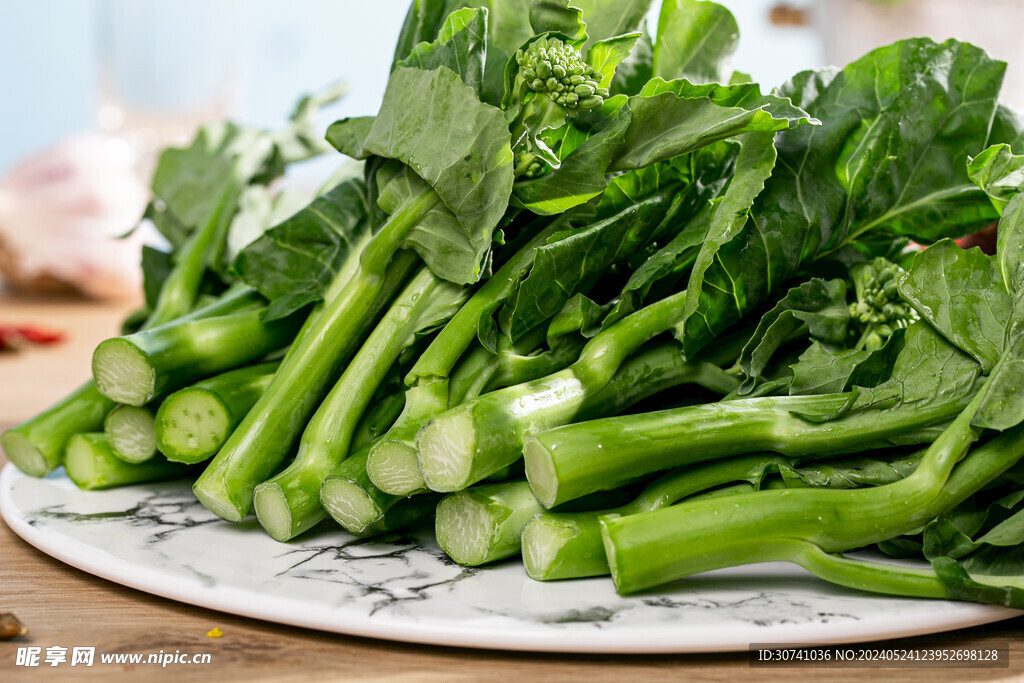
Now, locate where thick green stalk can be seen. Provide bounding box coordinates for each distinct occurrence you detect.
[364,224,561,496]
[483,337,589,396]
[365,332,585,497]
[368,339,731,498]
[64,433,191,491]
[706,426,1024,602]
[192,260,415,522]
[281,231,374,366]
[365,382,450,496]
[523,454,791,580]
[350,388,406,452]
[356,497,440,537]
[155,362,278,464]
[364,342,530,497]
[775,541,951,600]
[253,268,462,541]
[770,428,1024,598]
[320,446,443,536]
[600,391,998,594]
[104,405,158,463]
[1,287,259,477]
[435,480,546,566]
[416,291,690,492]
[320,447,395,534]
[193,186,437,522]
[2,384,116,477]
[525,387,969,508]
[445,343,506,408]
[92,306,300,407]
[445,327,550,404]
[405,222,561,388]
[147,186,238,325]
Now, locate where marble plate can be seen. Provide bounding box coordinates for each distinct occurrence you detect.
[1,464,1018,653]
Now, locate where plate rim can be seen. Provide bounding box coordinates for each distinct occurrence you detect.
[1,463,1019,654]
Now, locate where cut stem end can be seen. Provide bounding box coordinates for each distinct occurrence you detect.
[1,431,49,478]
[417,408,478,492]
[253,483,294,542]
[92,339,155,407]
[321,478,383,534]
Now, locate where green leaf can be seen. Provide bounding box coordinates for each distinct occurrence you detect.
[398,7,489,96]
[143,202,190,252]
[375,162,485,283]
[529,0,587,41]
[921,482,1024,608]
[570,0,653,48]
[225,186,311,269]
[790,324,906,396]
[326,116,376,160]
[970,195,1024,431]
[729,70,752,84]
[779,450,920,489]
[972,295,1024,431]
[355,66,515,284]
[141,246,175,312]
[737,278,849,393]
[611,79,812,170]
[151,122,273,232]
[932,556,1024,609]
[513,100,632,214]
[789,342,871,396]
[968,143,1024,215]
[390,1,538,107]
[924,516,984,561]
[598,145,739,326]
[412,275,474,339]
[852,321,980,412]
[899,240,1011,373]
[610,23,653,96]
[653,0,738,84]
[974,508,1024,548]
[602,142,736,245]
[272,81,347,164]
[500,185,682,339]
[587,33,641,89]
[594,154,692,219]
[787,327,907,397]
[513,80,809,214]
[681,131,777,349]
[974,336,1024,430]
[846,326,906,388]
[234,178,371,320]
[392,0,476,68]
[546,293,609,344]
[679,39,1005,357]
[605,202,712,326]
[990,103,1024,150]
[998,193,1024,294]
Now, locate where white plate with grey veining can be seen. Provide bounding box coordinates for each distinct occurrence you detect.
[1,464,1018,653]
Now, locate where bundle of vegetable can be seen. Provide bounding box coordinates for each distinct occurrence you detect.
[9,0,1024,613]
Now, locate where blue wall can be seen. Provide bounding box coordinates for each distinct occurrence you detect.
[0,1,97,172]
[0,1,821,178]
[0,1,410,177]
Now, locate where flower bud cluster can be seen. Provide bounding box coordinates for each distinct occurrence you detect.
[850,258,917,349]
[516,38,609,111]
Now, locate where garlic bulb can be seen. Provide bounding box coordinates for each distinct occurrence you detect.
[0,134,148,300]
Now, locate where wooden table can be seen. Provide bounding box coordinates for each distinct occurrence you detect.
[3,293,1024,681]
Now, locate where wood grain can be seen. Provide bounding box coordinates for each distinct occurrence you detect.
[3,294,1024,681]
[0,293,133,425]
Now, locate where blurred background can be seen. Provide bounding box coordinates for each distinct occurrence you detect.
[0,0,1022,303]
